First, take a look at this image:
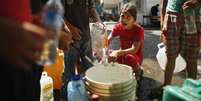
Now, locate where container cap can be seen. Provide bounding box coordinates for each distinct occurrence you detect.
[71,75,81,81]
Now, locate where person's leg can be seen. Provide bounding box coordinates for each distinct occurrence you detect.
[186,60,197,79]
[124,54,141,70]
[79,39,94,73]
[54,89,61,101]
[0,62,43,101]
[162,12,182,86]
[116,54,143,81]
[186,15,201,79]
[27,63,43,101]
[164,56,176,85]
[0,63,15,101]
[61,42,80,101]
[181,33,200,79]
[149,12,181,99]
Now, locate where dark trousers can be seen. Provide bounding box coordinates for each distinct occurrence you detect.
[0,62,43,101]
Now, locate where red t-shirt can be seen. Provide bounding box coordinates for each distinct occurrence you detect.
[0,0,32,22]
[111,23,144,63]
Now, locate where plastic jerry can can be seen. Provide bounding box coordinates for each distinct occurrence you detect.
[67,75,89,101]
[156,43,186,73]
[40,72,54,101]
[163,79,201,101]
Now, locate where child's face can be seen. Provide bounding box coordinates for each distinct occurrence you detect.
[119,11,135,27]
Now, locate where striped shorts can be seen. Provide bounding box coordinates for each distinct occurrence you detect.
[161,12,200,61]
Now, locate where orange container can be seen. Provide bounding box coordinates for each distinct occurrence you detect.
[44,49,64,90]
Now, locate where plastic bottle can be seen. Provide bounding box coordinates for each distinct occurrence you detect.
[38,0,64,65]
[90,23,106,62]
[102,47,109,64]
[40,72,54,101]
[156,43,186,73]
[67,75,89,101]
[101,25,109,64]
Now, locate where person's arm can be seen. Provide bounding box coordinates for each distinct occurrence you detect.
[183,0,201,9]
[89,7,102,22]
[161,0,168,28]
[0,17,47,69]
[58,30,73,51]
[88,0,102,22]
[107,32,113,46]
[63,19,82,40]
[110,41,141,57]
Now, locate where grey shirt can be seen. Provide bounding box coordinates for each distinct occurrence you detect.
[62,0,95,40]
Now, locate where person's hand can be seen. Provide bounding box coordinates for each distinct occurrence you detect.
[64,25,82,41]
[95,22,106,34]
[108,50,120,62]
[58,30,73,51]
[0,19,47,70]
[183,0,200,9]
[160,29,167,45]
[160,18,168,44]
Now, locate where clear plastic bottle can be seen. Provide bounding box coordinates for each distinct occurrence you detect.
[38,0,64,65]
[102,27,109,64]
[183,8,197,34]
[67,75,89,101]
[90,23,106,62]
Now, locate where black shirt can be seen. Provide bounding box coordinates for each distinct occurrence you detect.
[62,0,95,40]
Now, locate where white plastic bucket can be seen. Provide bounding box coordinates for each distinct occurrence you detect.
[156,43,186,73]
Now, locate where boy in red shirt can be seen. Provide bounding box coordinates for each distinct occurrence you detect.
[108,3,144,80]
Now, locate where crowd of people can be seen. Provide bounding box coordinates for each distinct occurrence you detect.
[0,0,200,101]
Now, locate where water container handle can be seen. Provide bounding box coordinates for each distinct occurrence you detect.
[182,79,201,97]
[42,71,48,77]
[157,43,165,49]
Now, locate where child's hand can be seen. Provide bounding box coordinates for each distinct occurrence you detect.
[109,50,120,62]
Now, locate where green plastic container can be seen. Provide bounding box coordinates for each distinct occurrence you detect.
[163,79,201,101]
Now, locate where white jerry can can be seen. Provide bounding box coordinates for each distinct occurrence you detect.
[40,72,54,101]
[156,43,186,73]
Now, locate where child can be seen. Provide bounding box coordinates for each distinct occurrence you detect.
[108,3,144,80]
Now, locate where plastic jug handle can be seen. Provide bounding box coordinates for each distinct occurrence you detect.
[42,71,48,77]
[157,43,165,49]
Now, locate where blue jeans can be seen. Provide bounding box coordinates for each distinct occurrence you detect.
[61,39,93,101]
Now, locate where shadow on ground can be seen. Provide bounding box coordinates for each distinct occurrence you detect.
[136,76,162,101]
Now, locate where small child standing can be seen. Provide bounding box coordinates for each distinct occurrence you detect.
[108,3,144,80]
